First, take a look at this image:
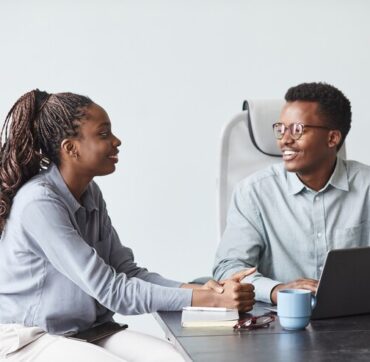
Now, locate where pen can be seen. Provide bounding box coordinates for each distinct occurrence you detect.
[182,307,236,312]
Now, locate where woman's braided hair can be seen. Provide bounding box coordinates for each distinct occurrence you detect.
[0,89,93,231]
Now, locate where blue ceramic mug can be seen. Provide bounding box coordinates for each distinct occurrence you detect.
[277,289,316,330]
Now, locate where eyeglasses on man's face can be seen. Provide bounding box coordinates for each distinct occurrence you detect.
[272,122,332,140]
[233,313,275,330]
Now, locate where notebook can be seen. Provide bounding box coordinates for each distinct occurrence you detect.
[181,307,239,328]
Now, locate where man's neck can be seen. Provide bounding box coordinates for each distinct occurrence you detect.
[297,157,337,192]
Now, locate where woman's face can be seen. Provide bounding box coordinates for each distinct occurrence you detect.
[73,103,121,177]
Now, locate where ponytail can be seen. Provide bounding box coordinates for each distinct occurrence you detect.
[0,89,92,231]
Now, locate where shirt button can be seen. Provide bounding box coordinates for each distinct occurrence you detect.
[316,196,320,201]
[317,232,322,238]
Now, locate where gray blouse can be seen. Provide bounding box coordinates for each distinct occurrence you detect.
[0,164,192,334]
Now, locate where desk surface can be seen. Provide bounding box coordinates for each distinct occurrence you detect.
[154,303,370,362]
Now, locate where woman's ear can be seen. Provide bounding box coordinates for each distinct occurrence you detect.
[61,139,79,159]
[328,130,342,149]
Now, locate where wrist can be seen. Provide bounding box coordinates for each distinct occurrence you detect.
[270,283,283,305]
[191,289,218,308]
[181,283,202,289]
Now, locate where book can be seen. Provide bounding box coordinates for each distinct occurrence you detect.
[181,307,239,328]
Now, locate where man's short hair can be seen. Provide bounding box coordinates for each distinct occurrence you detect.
[285,82,351,150]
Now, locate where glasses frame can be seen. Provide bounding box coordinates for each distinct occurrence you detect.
[272,122,332,140]
[233,313,276,331]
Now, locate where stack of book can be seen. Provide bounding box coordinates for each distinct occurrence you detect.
[181,307,239,328]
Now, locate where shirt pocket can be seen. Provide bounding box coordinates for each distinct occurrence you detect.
[332,221,370,249]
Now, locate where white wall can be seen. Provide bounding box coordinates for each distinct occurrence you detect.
[1,0,370,335]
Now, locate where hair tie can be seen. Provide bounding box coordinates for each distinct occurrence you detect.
[38,94,52,113]
[34,89,52,114]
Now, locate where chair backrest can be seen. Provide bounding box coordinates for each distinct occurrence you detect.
[217,99,346,239]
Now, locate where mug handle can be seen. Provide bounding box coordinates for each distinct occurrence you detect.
[311,295,317,310]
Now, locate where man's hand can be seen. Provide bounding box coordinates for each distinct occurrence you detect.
[227,267,257,282]
[270,278,318,304]
[190,268,256,312]
[198,267,257,294]
[215,279,255,312]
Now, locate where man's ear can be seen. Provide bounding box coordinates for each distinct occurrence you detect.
[61,139,79,159]
[328,130,342,149]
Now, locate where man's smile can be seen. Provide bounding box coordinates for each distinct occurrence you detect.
[282,148,299,161]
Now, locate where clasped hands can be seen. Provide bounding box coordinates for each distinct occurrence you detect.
[191,271,318,311]
[200,268,256,312]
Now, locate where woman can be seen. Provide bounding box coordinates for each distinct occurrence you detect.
[0,90,255,361]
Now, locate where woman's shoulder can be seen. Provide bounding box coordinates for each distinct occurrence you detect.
[12,168,105,213]
[12,171,62,209]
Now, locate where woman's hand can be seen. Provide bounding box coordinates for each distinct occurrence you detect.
[214,267,257,311]
[214,279,255,312]
[201,279,224,294]
[191,267,256,312]
[180,279,224,293]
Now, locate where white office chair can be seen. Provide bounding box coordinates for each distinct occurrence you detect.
[217,99,346,239]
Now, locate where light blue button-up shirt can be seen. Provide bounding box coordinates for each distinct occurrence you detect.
[0,164,192,334]
[213,158,370,303]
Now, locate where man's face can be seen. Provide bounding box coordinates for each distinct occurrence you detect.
[277,101,337,176]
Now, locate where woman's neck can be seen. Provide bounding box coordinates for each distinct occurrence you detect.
[58,164,92,203]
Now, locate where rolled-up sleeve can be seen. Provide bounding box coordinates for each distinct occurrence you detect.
[22,193,192,315]
[213,183,280,303]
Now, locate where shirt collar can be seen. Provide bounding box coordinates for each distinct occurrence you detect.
[285,157,349,195]
[286,170,305,195]
[46,164,98,213]
[328,157,349,192]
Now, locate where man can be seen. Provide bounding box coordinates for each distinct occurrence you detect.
[213,82,370,304]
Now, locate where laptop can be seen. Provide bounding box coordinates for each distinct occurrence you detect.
[311,246,370,319]
[264,247,370,319]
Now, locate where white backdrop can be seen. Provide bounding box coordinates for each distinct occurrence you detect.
[1,0,370,336]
